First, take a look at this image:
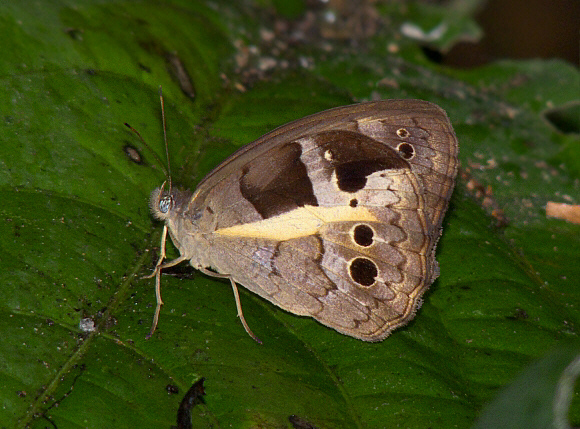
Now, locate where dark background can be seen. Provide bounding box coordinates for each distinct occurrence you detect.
[441,0,579,68]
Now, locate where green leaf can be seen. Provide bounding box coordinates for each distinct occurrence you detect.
[1,1,578,428]
[474,343,580,429]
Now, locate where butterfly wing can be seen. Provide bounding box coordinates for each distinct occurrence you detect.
[185,100,458,341]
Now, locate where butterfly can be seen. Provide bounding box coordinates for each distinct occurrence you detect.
[145,99,458,342]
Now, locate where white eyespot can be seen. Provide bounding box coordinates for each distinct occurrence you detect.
[324,149,333,161]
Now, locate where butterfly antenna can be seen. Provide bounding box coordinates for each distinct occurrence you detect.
[124,87,173,187]
[159,86,172,192]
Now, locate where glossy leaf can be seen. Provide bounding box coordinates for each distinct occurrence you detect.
[1,1,578,428]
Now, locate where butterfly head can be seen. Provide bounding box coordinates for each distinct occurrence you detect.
[149,181,192,221]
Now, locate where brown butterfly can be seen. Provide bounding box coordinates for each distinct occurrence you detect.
[146,99,458,342]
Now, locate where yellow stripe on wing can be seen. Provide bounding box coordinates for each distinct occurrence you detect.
[214,205,378,240]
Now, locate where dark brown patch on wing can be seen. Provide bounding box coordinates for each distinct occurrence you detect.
[315,130,410,193]
[240,142,318,219]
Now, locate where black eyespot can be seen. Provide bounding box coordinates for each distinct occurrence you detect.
[349,257,378,286]
[397,142,415,160]
[159,196,173,214]
[350,199,358,207]
[396,128,410,138]
[353,224,374,247]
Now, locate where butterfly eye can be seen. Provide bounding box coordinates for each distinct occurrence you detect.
[159,196,173,214]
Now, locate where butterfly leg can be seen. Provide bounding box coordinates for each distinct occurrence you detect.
[198,267,262,344]
[144,225,189,339]
[228,276,263,344]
